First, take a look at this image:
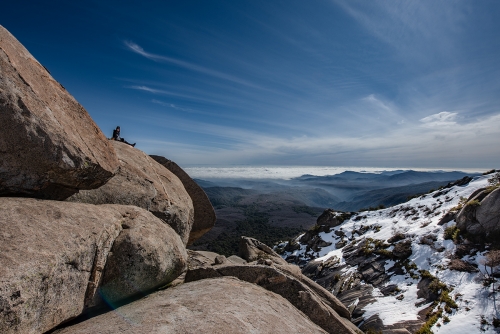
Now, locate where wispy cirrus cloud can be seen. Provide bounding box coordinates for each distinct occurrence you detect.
[141,111,500,167]
[333,0,466,61]
[420,111,458,127]
[126,85,225,105]
[124,41,265,90]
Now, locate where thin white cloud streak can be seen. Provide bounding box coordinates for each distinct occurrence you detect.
[420,111,457,127]
[126,83,324,135]
[144,112,500,167]
[124,41,266,90]
[126,85,228,106]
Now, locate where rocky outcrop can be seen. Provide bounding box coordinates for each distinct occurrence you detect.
[0,198,187,334]
[0,27,363,334]
[456,186,500,243]
[187,249,247,268]
[67,141,194,245]
[150,155,216,245]
[239,236,289,265]
[185,249,356,334]
[317,209,352,229]
[53,277,329,334]
[0,25,119,200]
[298,210,353,253]
[392,239,412,259]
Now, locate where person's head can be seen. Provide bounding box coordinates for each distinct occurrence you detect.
[116,126,120,131]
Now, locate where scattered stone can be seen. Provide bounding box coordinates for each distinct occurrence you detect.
[338,284,375,320]
[388,232,406,243]
[227,255,247,265]
[419,234,437,246]
[380,284,399,296]
[437,210,457,225]
[417,277,439,303]
[239,236,288,265]
[300,232,333,252]
[214,255,227,265]
[336,240,347,249]
[358,258,388,286]
[317,209,352,228]
[448,259,479,273]
[392,240,412,259]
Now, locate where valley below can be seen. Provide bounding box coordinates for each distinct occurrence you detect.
[189,169,477,256]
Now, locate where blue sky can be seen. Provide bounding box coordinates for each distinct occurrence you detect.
[2,1,500,168]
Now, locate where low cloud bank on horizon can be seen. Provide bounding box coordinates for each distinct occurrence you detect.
[182,166,485,181]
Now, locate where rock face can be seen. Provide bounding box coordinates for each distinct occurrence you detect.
[68,141,194,245]
[456,187,500,242]
[0,198,187,334]
[53,277,328,334]
[185,261,356,333]
[0,25,119,200]
[150,155,216,245]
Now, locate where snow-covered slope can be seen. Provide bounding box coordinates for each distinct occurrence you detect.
[281,174,499,333]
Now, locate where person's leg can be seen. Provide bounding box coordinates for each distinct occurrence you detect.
[123,139,136,147]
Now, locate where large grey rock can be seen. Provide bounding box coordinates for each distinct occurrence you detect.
[95,204,188,306]
[185,264,356,334]
[68,141,194,244]
[0,198,187,334]
[150,155,216,245]
[53,277,328,334]
[0,25,119,200]
[456,187,500,241]
[475,187,500,231]
[317,209,350,228]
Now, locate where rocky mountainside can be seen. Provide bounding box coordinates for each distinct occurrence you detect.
[0,25,359,334]
[280,171,500,333]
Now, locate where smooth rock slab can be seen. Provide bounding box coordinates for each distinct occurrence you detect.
[150,155,216,245]
[0,198,187,334]
[185,264,356,334]
[0,25,118,200]
[53,277,328,334]
[68,141,194,245]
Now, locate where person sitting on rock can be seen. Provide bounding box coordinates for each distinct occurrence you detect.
[112,126,135,147]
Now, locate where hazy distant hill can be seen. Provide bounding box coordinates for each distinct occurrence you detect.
[291,170,477,203]
[190,170,479,254]
[333,180,457,211]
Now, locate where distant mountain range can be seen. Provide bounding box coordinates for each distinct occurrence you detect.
[190,170,480,255]
[196,170,479,212]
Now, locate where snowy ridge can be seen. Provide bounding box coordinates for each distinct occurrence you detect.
[282,174,499,333]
